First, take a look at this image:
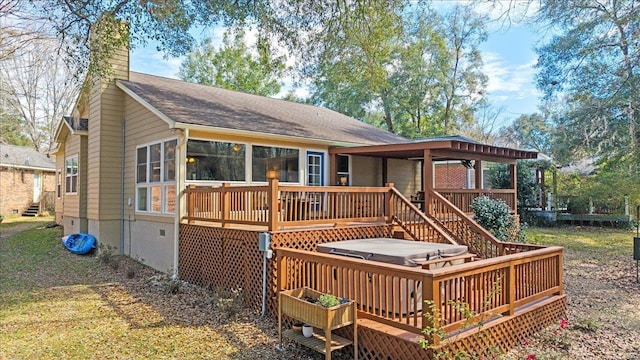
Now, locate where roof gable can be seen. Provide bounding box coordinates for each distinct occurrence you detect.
[117,72,408,146]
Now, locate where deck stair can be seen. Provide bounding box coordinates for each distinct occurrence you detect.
[22,203,39,217]
[388,187,458,245]
[388,188,505,259]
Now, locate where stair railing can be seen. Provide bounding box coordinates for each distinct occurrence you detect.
[387,187,457,245]
[426,189,505,258]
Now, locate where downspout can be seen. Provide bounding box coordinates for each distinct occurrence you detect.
[172,127,188,280]
[120,116,126,255]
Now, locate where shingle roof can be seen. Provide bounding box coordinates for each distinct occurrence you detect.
[118,72,408,146]
[63,116,88,131]
[0,144,55,170]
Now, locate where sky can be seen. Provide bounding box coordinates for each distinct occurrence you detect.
[130,6,543,130]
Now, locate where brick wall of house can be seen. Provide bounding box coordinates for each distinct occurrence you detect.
[0,167,56,216]
[434,163,468,189]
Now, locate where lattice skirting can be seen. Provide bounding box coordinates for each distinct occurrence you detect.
[179,225,264,309]
[179,224,392,314]
[332,295,567,360]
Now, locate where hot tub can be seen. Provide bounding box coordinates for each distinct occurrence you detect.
[317,238,468,314]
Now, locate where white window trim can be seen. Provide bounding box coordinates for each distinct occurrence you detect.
[185,137,249,184]
[135,138,177,215]
[64,155,78,195]
[250,142,302,185]
[56,169,62,198]
[184,137,306,186]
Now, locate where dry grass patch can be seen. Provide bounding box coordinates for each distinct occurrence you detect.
[0,218,325,360]
[505,226,640,360]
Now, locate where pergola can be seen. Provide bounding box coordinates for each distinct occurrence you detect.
[328,136,538,213]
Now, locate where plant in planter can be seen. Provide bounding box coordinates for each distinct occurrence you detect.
[316,293,341,308]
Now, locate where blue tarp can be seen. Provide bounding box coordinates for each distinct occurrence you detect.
[62,233,96,255]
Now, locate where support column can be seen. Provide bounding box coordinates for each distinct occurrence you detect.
[423,150,433,214]
[329,152,337,185]
[474,160,483,189]
[382,157,388,187]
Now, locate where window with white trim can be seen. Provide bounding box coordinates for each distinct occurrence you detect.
[136,139,176,214]
[65,155,78,194]
[56,169,62,198]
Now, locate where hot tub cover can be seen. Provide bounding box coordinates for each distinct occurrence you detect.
[316,238,468,267]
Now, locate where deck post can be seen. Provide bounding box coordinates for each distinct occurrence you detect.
[422,273,440,346]
[329,153,337,185]
[221,183,230,227]
[474,160,483,189]
[384,182,394,222]
[557,249,564,295]
[268,179,279,231]
[509,163,517,215]
[423,150,433,215]
[186,184,195,224]
[507,260,516,316]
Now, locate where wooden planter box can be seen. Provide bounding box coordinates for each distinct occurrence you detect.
[278,287,357,360]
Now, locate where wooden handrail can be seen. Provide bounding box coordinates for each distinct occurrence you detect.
[428,189,505,257]
[388,187,457,245]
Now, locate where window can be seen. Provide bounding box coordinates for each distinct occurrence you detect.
[186,140,245,181]
[336,155,350,185]
[56,170,62,198]
[136,139,176,214]
[65,156,78,193]
[252,145,299,182]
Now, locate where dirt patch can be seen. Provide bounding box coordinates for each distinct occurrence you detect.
[506,248,640,360]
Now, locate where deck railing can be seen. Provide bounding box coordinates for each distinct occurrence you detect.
[184,181,395,230]
[388,187,455,244]
[435,189,516,214]
[427,189,504,258]
[277,184,388,227]
[276,245,563,343]
[430,246,563,336]
[184,184,270,226]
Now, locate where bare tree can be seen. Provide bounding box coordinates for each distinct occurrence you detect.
[0,1,50,61]
[0,37,80,153]
[459,101,505,145]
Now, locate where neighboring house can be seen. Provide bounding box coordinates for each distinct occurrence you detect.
[0,144,56,217]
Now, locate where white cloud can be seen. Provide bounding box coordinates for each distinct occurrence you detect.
[130,46,183,79]
[482,51,540,100]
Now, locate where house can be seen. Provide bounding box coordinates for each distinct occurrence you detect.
[0,144,56,217]
[54,41,564,359]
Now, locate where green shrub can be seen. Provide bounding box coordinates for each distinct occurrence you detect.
[471,196,524,242]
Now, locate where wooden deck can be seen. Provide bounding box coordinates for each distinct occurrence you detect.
[178,183,565,359]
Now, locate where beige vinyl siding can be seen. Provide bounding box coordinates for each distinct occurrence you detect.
[351,155,381,186]
[60,131,82,218]
[54,138,65,224]
[387,159,420,198]
[123,95,175,220]
[87,79,126,220]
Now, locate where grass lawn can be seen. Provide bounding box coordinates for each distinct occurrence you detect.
[1,219,639,359]
[0,218,311,360]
